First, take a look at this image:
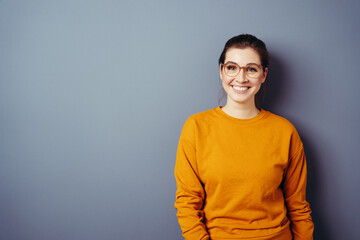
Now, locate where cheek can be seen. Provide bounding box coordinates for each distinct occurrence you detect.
[254,78,264,86]
[253,80,264,93]
[221,79,232,94]
[220,74,233,85]
[222,79,233,91]
[222,82,228,92]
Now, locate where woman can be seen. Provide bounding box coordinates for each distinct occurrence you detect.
[174,34,314,240]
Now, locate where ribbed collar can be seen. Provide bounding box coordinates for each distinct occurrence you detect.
[214,106,268,124]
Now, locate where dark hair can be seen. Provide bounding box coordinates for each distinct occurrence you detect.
[218,34,269,108]
[218,34,269,68]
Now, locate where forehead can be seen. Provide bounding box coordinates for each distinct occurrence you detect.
[225,47,261,65]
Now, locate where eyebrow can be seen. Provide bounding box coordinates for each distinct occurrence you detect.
[224,61,261,66]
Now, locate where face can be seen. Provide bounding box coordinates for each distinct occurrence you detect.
[219,47,268,107]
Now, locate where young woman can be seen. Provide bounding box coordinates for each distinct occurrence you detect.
[174,34,314,240]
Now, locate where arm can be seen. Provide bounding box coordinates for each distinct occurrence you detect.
[283,146,314,240]
[174,118,209,240]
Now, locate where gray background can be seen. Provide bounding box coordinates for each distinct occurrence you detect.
[0,0,359,239]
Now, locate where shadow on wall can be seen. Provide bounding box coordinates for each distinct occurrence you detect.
[302,136,334,240]
[261,53,286,112]
[262,54,333,240]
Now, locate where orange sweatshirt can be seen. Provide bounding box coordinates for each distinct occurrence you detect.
[174,106,314,240]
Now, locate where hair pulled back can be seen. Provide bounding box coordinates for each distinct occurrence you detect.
[218,34,269,68]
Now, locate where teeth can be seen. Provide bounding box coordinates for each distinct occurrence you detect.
[233,86,249,91]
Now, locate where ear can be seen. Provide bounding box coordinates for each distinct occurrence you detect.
[219,64,223,80]
[261,67,268,83]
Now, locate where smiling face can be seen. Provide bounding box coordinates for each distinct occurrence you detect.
[220,47,268,107]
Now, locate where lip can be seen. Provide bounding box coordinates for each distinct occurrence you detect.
[231,85,251,93]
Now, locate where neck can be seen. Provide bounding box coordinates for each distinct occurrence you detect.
[221,100,260,119]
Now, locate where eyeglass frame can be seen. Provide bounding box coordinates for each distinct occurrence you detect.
[220,62,267,79]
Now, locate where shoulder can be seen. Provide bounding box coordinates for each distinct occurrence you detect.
[263,110,303,151]
[180,107,217,136]
[184,107,218,126]
[263,110,298,133]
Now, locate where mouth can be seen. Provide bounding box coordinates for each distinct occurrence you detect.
[231,85,250,93]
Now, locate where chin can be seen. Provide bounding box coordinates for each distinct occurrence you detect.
[227,92,254,103]
[228,96,252,105]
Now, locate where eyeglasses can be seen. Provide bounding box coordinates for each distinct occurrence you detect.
[221,62,265,78]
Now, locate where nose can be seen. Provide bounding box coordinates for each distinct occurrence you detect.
[235,68,248,82]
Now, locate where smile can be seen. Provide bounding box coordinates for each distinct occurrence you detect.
[232,85,250,92]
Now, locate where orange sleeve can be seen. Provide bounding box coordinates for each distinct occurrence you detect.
[174,118,210,240]
[282,146,314,240]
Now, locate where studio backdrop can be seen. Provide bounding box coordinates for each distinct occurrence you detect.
[0,0,359,239]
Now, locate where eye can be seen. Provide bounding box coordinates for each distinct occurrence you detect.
[226,64,238,71]
[246,65,259,72]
